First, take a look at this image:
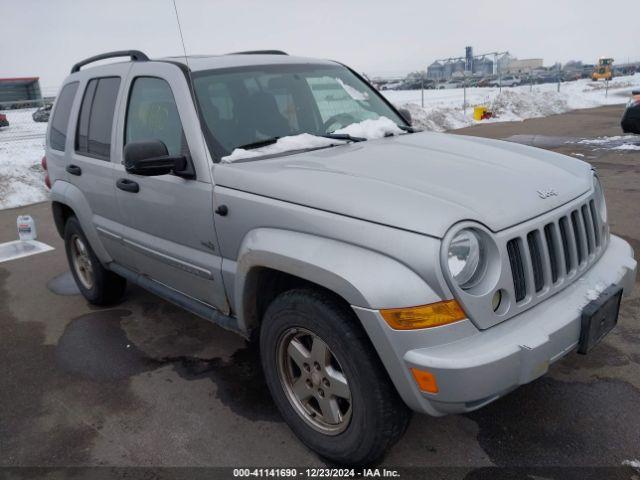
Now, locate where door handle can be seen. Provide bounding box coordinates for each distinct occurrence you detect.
[116,178,139,193]
[66,164,82,176]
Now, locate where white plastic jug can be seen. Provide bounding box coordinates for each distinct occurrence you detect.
[17,215,37,241]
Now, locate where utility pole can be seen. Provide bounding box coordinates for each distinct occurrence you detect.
[557,63,561,92]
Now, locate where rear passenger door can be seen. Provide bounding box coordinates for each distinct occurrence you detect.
[112,62,228,313]
[65,69,133,265]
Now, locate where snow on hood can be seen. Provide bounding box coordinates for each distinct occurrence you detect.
[333,116,404,139]
[215,131,593,237]
[221,116,404,162]
[221,133,345,163]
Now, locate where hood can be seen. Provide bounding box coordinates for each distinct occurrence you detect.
[214,132,593,237]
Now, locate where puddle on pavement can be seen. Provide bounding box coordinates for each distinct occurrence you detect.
[465,377,640,466]
[56,309,279,421]
[56,310,159,380]
[47,271,80,296]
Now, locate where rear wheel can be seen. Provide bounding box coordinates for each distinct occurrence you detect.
[64,216,126,305]
[260,289,411,465]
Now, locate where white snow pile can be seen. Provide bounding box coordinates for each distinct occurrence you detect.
[575,135,634,145]
[221,133,344,162]
[570,134,640,151]
[0,109,48,210]
[623,459,640,471]
[221,116,402,163]
[334,116,403,138]
[612,143,640,151]
[383,73,640,132]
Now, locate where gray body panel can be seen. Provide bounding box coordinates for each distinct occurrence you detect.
[213,132,592,237]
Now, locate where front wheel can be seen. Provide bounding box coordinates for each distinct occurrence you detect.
[260,289,411,465]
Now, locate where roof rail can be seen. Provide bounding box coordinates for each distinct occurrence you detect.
[71,50,150,73]
[227,50,288,56]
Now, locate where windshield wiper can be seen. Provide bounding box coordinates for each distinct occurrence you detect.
[396,124,421,133]
[237,137,281,150]
[320,133,366,142]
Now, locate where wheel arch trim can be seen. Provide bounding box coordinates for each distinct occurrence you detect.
[234,228,441,333]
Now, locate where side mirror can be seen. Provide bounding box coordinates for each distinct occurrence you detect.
[398,108,412,125]
[124,140,193,178]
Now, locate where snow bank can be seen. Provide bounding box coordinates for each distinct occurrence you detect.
[383,74,640,132]
[0,109,48,210]
[221,116,402,162]
[612,143,640,151]
[623,459,640,471]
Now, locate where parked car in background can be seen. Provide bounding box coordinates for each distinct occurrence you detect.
[0,113,8,128]
[621,90,640,134]
[438,80,461,89]
[490,75,521,87]
[477,76,496,87]
[32,103,53,122]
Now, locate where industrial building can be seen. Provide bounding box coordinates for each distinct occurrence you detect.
[504,58,544,74]
[0,77,42,108]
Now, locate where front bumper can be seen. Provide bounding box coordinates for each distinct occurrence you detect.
[353,235,636,416]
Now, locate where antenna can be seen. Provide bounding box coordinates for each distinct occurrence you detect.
[172,0,190,69]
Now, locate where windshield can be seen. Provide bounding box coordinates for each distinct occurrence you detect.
[192,63,406,160]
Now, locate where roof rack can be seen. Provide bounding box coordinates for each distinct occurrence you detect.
[227,50,288,56]
[71,50,149,73]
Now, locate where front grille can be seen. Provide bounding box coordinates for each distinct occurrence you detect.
[506,199,604,303]
[507,239,527,302]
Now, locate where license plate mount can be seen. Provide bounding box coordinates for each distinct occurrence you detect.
[578,285,623,354]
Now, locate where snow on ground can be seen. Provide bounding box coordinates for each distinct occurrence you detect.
[222,116,402,162]
[0,109,48,210]
[383,74,640,132]
[623,459,640,471]
[567,134,640,151]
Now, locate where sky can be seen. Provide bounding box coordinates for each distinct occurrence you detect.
[1,0,637,94]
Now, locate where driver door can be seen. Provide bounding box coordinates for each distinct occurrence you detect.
[112,62,229,313]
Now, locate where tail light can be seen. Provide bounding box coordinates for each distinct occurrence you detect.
[42,155,51,189]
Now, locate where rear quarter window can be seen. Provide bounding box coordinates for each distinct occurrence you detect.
[49,82,79,151]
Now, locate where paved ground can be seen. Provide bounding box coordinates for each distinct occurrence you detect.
[1,105,639,477]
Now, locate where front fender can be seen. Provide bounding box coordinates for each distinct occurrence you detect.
[234,228,442,332]
[50,180,112,264]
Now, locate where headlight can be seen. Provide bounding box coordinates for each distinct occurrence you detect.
[593,175,607,224]
[447,229,484,289]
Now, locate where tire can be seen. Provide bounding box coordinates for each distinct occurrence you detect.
[260,289,411,465]
[64,216,126,305]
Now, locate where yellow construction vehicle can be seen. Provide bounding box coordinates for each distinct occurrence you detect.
[592,57,614,81]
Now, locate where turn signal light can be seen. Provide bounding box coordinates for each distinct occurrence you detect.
[410,368,439,393]
[380,300,466,330]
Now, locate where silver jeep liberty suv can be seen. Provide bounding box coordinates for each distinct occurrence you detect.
[45,50,637,465]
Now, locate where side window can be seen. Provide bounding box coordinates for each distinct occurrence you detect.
[76,77,121,160]
[125,77,188,157]
[49,82,79,151]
